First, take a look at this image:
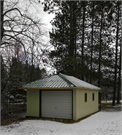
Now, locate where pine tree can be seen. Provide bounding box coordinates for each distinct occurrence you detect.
[49,1,79,76]
[43,1,118,92]
[49,1,90,78]
[1,56,8,103]
[8,57,23,103]
[117,46,121,104]
[112,1,121,106]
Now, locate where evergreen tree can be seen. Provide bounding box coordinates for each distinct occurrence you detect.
[1,56,8,100]
[8,57,23,103]
[7,57,46,103]
[112,1,121,105]
[49,1,88,78]
[117,46,121,104]
[43,1,119,96]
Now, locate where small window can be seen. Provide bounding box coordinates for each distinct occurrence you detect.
[85,93,87,102]
[92,93,94,101]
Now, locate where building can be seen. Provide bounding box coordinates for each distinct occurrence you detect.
[18,73,101,121]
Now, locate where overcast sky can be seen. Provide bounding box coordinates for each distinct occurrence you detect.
[35,2,55,47]
[3,0,56,73]
[16,0,55,46]
[26,1,55,31]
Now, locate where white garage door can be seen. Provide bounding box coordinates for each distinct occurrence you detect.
[41,91,72,119]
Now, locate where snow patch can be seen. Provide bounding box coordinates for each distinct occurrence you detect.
[1,111,122,135]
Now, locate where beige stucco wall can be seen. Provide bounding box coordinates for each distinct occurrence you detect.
[27,89,40,117]
[73,89,99,120]
[26,88,99,120]
[73,89,76,120]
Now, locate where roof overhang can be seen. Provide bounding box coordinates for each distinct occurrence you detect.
[18,87,100,90]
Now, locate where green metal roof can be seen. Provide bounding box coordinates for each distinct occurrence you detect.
[60,73,100,90]
[19,73,101,90]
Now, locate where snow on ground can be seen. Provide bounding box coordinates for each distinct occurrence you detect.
[1,110,122,135]
[101,100,122,103]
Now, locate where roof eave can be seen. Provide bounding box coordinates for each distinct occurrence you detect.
[18,87,100,90]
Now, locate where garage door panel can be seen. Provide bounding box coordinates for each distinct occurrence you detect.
[42,107,72,112]
[42,112,72,119]
[42,96,72,100]
[41,91,72,119]
[41,113,72,119]
[42,101,72,105]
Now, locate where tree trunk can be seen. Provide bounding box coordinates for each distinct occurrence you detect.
[81,4,86,80]
[117,46,121,104]
[0,1,4,126]
[112,2,119,106]
[69,2,74,57]
[30,38,34,82]
[90,2,94,84]
[98,14,102,87]
[69,2,77,75]
[1,0,4,41]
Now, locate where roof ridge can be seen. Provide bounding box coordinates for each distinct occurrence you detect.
[59,73,76,87]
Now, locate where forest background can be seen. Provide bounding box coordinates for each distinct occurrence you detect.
[0,0,121,119]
